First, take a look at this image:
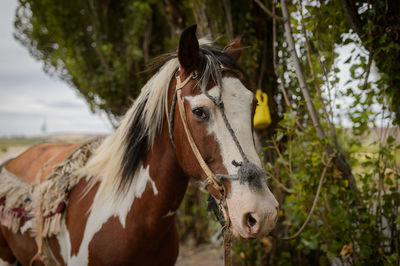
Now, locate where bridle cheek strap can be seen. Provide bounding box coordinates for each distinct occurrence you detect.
[176,74,225,194]
[175,71,232,266]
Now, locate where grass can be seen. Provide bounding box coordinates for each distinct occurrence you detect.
[0,137,47,160]
[0,137,46,148]
[0,135,98,160]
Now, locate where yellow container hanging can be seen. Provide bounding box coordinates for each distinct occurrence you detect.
[253,89,271,129]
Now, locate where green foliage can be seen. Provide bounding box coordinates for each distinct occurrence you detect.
[14,0,278,123]
[14,0,166,117]
[176,182,218,244]
[231,0,399,265]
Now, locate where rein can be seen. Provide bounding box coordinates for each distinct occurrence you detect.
[170,69,248,266]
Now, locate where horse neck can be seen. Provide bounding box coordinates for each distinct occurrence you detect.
[140,118,189,219]
[82,118,188,245]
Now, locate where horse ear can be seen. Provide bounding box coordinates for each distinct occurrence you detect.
[224,37,242,61]
[178,24,200,72]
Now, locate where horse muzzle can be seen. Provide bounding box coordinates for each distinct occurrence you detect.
[223,162,279,239]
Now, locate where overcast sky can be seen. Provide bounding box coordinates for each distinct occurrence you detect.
[0,0,112,137]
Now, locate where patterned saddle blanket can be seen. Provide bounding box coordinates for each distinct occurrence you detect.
[0,139,102,237]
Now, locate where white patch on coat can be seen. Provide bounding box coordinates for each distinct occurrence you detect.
[0,258,17,266]
[67,165,157,265]
[162,210,176,218]
[56,220,71,264]
[20,220,32,234]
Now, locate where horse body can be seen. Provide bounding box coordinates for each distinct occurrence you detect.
[1,111,187,265]
[0,25,279,265]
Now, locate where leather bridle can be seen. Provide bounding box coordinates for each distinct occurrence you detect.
[169,68,250,266]
[175,72,226,195]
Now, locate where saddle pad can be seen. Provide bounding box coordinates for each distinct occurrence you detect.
[0,138,102,237]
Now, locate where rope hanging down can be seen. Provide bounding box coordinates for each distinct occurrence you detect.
[172,69,240,266]
[273,152,335,241]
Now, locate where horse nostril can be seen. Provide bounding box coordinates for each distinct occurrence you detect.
[247,213,257,228]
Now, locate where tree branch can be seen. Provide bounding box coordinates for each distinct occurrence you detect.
[257,35,267,91]
[280,0,363,206]
[222,0,234,38]
[281,0,326,139]
[105,111,118,129]
[272,3,304,131]
[300,2,340,149]
[276,153,335,241]
[362,49,374,91]
[142,19,152,65]
[254,0,284,22]
[191,0,211,37]
[340,0,365,39]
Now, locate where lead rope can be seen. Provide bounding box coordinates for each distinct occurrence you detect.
[175,72,232,265]
[220,189,232,266]
[30,203,45,266]
[30,201,60,266]
[273,152,335,241]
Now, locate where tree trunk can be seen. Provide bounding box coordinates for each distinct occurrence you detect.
[280,0,362,207]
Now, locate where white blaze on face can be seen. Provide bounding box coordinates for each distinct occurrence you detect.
[187,77,260,171]
[186,77,278,238]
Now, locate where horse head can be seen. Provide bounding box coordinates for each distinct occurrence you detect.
[170,25,279,239]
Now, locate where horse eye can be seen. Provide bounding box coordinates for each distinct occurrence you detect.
[192,107,209,121]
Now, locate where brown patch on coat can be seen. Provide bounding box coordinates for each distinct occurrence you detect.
[0,224,38,265]
[1,216,66,265]
[66,179,100,257]
[47,235,64,266]
[0,226,17,264]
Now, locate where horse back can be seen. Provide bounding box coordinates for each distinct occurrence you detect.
[5,142,83,184]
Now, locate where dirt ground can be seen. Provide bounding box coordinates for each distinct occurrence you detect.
[176,243,223,266]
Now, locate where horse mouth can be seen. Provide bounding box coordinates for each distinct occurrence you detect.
[231,228,256,239]
[230,213,276,239]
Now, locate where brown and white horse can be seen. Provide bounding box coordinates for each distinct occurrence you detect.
[0,25,278,265]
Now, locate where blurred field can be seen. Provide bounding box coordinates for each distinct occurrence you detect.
[0,137,42,162]
[0,134,104,162]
